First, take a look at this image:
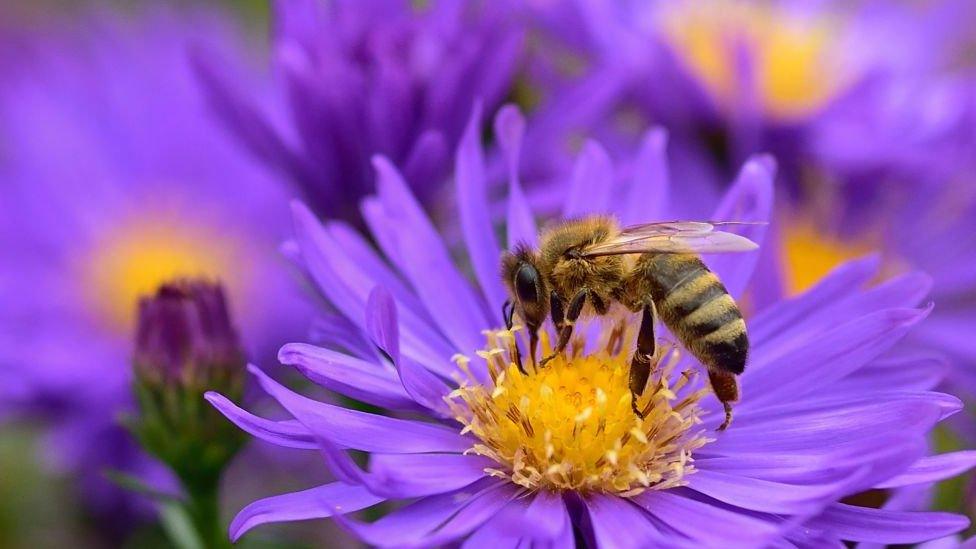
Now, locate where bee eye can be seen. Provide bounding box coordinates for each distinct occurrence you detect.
[514,263,540,305]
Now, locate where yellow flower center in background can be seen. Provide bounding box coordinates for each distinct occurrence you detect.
[783,221,870,294]
[664,2,845,119]
[449,321,710,496]
[88,220,233,328]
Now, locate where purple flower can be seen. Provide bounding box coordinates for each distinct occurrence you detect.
[524,1,976,412]
[0,6,307,516]
[211,107,973,546]
[195,0,523,225]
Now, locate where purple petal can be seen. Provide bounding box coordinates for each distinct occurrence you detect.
[619,128,670,225]
[750,255,881,345]
[462,490,569,547]
[495,105,537,249]
[369,453,493,498]
[248,364,469,453]
[366,287,453,415]
[403,131,449,200]
[698,433,918,485]
[371,156,490,353]
[744,306,931,406]
[585,494,665,548]
[876,451,976,489]
[713,393,955,454]
[456,103,505,315]
[563,140,615,218]
[634,490,780,546]
[205,391,317,450]
[326,221,431,322]
[807,504,969,544]
[277,343,419,411]
[332,479,516,548]
[292,201,455,370]
[705,155,775,298]
[688,468,856,514]
[229,482,384,542]
[839,354,947,393]
[755,271,932,355]
[190,47,315,199]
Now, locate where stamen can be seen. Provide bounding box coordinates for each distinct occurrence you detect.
[447,320,712,495]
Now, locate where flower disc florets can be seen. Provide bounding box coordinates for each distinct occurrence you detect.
[448,318,711,496]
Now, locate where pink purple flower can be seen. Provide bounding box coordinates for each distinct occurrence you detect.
[211,107,973,546]
[195,0,523,225]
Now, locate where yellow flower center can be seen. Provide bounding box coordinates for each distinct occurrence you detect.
[664,2,846,119]
[87,219,234,328]
[783,221,871,294]
[448,320,710,496]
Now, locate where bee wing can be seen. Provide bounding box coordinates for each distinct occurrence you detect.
[582,221,764,256]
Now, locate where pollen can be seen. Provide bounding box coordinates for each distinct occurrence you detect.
[448,319,711,496]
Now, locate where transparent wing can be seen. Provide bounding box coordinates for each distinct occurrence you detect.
[582,221,763,256]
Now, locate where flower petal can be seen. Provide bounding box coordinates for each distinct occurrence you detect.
[585,494,665,548]
[744,306,930,405]
[807,504,969,544]
[229,482,384,542]
[205,391,317,450]
[371,156,490,353]
[495,105,537,250]
[714,393,954,454]
[278,343,418,411]
[368,453,493,498]
[705,155,774,298]
[332,479,516,548]
[462,490,569,547]
[688,468,856,514]
[456,104,506,314]
[620,128,670,225]
[876,451,976,489]
[403,130,449,195]
[292,201,454,369]
[634,489,780,546]
[749,255,881,345]
[563,140,614,218]
[366,287,454,415]
[249,364,469,453]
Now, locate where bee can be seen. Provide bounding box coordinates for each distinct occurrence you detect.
[501,216,761,431]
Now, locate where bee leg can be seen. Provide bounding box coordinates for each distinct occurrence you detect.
[502,300,527,375]
[629,303,656,418]
[540,289,587,367]
[707,369,739,431]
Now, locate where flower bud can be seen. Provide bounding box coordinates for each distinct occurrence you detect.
[129,279,246,497]
[134,280,243,386]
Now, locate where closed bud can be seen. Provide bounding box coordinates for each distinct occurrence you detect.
[129,279,246,508]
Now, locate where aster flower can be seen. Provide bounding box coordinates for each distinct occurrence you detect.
[211,107,973,546]
[0,6,306,516]
[523,2,976,409]
[195,0,523,225]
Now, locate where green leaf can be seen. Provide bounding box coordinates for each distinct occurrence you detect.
[159,502,205,549]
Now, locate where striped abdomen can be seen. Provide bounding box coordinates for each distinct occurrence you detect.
[632,253,747,375]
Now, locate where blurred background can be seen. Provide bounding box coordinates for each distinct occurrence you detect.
[1,0,974,547]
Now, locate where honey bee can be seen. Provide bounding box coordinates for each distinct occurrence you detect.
[501,216,761,431]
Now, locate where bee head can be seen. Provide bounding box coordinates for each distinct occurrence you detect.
[501,246,549,331]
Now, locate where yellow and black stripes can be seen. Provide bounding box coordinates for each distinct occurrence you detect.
[631,253,748,375]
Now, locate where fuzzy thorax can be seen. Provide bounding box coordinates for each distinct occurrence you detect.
[448,320,711,496]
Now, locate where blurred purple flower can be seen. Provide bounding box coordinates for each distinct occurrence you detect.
[210,107,972,546]
[524,0,976,411]
[0,6,307,518]
[195,0,523,226]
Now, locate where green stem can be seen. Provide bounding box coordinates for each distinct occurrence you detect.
[185,477,230,549]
